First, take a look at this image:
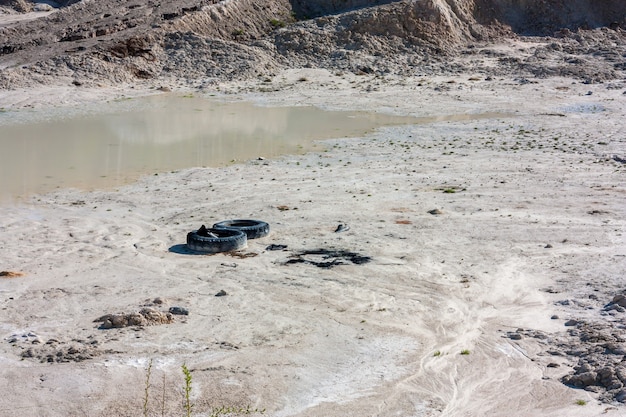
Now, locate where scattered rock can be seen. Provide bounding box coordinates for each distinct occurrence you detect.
[427,209,443,215]
[565,319,579,326]
[334,224,350,233]
[557,320,626,402]
[217,341,238,350]
[215,290,228,297]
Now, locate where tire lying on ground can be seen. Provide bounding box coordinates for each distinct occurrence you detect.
[186,225,247,253]
[212,219,270,239]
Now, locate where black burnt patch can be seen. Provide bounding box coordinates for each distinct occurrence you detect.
[285,249,371,269]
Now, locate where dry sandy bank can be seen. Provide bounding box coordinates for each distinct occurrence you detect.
[0,69,625,417]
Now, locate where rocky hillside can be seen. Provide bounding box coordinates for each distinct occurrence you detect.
[0,0,625,88]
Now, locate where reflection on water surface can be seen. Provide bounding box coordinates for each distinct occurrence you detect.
[0,94,501,201]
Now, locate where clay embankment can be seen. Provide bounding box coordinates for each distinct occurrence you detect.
[0,0,624,89]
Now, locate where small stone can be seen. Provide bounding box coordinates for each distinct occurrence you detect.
[551,315,559,320]
[564,319,579,326]
[547,363,560,368]
[544,244,553,248]
[611,294,626,308]
[215,290,228,297]
[169,306,189,316]
[427,209,443,215]
[153,297,165,305]
[509,333,522,340]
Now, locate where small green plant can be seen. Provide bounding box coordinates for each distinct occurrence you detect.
[269,18,286,28]
[210,405,266,417]
[575,399,587,406]
[443,189,456,194]
[433,350,441,357]
[460,349,470,355]
[182,364,193,417]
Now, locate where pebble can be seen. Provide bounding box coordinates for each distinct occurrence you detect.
[168,306,189,316]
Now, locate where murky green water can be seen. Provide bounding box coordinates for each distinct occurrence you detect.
[0,94,500,201]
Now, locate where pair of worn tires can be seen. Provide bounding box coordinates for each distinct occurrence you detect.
[186,219,270,253]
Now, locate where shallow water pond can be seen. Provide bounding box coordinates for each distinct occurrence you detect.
[0,94,498,201]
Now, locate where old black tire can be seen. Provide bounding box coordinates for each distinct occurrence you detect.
[212,219,270,239]
[186,228,247,253]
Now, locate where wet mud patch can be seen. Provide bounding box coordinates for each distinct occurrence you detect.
[284,249,371,269]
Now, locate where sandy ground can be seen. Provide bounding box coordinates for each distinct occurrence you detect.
[0,66,625,417]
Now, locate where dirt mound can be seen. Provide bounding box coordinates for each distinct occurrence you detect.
[0,0,31,12]
[0,0,625,88]
[95,307,174,329]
